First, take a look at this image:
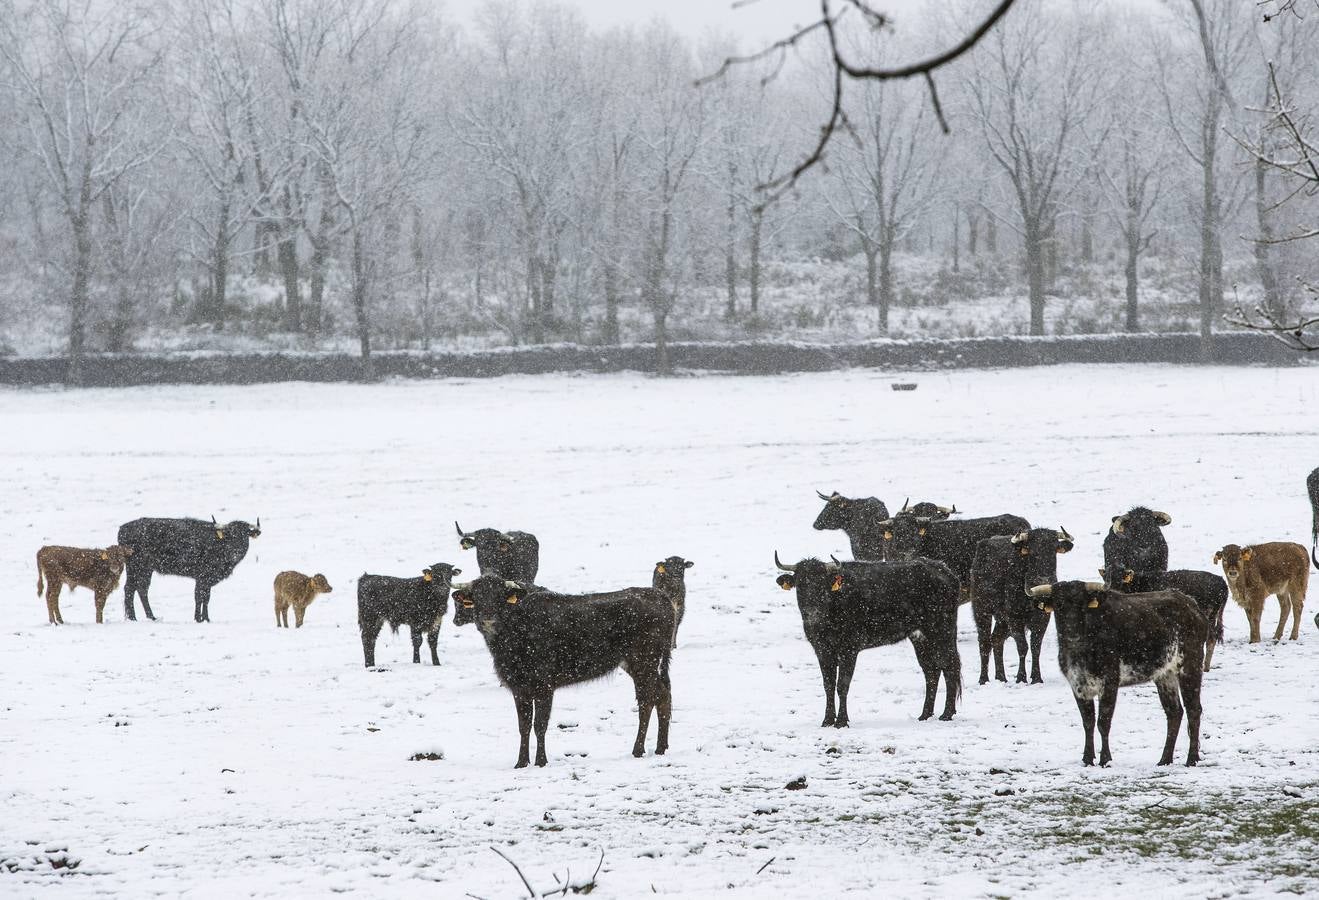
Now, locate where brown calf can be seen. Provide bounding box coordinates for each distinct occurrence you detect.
[274,571,333,628]
[1213,542,1309,643]
[36,545,133,624]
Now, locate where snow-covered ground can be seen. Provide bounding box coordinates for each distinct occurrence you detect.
[2,365,1317,897]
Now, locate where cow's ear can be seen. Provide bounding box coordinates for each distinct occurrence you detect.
[829,573,845,592]
[684,560,694,569]
[422,569,434,582]
[1057,541,1073,554]
[1241,548,1253,562]
[100,551,109,561]
[883,531,893,540]
[454,590,473,608]
[505,585,527,604]
[655,562,666,575]
[776,574,795,591]
[1213,551,1222,564]
[1122,570,1134,584]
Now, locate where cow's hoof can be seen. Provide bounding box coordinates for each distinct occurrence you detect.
[1030,676,1044,684]
[978,676,990,685]
[833,719,849,729]
[1185,756,1199,767]
[514,760,529,769]
[995,675,1007,683]
[820,717,835,728]
[1082,758,1094,767]
[1015,674,1027,684]
[918,712,933,721]
[535,757,548,768]
[655,746,667,756]
[938,712,955,721]
[632,748,645,758]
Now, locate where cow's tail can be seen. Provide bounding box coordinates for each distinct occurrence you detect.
[1311,533,1318,572]
[36,558,44,596]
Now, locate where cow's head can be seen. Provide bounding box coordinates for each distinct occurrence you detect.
[881,513,930,561]
[1028,581,1107,622]
[1213,544,1250,581]
[1011,526,1074,590]
[455,521,509,553]
[774,553,845,605]
[1099,566,1140,592]
[812,491,858,532]
[421,562,461,589]
[900,498,957,520]
[311,573,333,594]
[101,545,133,572]
[451,574,527,632]
[1110,507,1171,535]
[213,516,260,541]
[654,555,694,583]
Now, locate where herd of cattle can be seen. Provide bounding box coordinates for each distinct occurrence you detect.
[30,468,1319,770]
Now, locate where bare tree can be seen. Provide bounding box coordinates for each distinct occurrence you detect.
[0,0,169,382]
[968,1,1102,336]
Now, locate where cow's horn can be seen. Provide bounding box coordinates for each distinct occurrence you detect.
[1028,584,1052,597]
[816,490,834,501]
[211,515,218,526]
[830,554,841,564]
[1112,516,1126,534]
[901,497,911,512]
[1058,525,1073,541]
[1011,532,1029,544]
[937,504,955,515]
[1153,510,1172,525]
[455,521,467,538]
[774,551,797,572]
[878,518,894,527]
[504,580,520,589]
[1085,581,1107,591]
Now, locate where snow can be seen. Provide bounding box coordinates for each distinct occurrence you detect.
[2,365,1317,897]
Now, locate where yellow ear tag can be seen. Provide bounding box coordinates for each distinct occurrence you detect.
[1019,548,1030,557]
[1122,572,1133,584]
[423,572,433,582]
[656,564,666,574]
[1242,549,1253,561]
[918,528,926,536]
[883,531,893,540]
[216,530,225,540]
[1039,603,1054,613]
[462,600,474,608]
[1087,599,1100,609]
[830,574,844,592]
[506,595,519,605]
[779,582,793,591]
[100,551,109,560]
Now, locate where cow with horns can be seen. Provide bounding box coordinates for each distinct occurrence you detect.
[1030,580,1205,767]
[117,516,260,622]
[812,492,954,561]
[454,522,540,583]
[969,526,1074,685]
[1102,507,1172,580]
[774,552,962,727]
[881,511,1031,594]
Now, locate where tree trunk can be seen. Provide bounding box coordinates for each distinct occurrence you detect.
[212,194,231,329]
[1253,155,1280,318]
[1025,220,1045,336]
[411,206,432,351]
[1199,96,1220,361]
[864,244,878,309]
[603,256,620,345]
[1124,231,1140,333]
[952,204,960,274]
[986,215,998,255]
[277,233,301,332]
[748,211,763,315]
[351,227,373,380]
[253,221,273,276]
[878,240,894,334]
[724,193,737,321]
[967,209,979,257]
[1080,210,1094,265]
[653,307,670,376]
[67,196,92,385]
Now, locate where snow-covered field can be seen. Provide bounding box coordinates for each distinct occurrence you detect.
[2,365,1317,898]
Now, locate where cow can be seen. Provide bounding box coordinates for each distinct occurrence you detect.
[652,556,694,649]
[1030,580,1206,767]
[881,512,1031,595]
[357,563,460,667]
[1213,543,1309,643]
[812,492,954,561]
[773,552,962,727]
[451,575,673,768]
[969,526,1074,685]
[455,522,540,582]
[36,544,133,624]
[1308,467,1319,570]
[117,516,259,622]
[273,571,333,628]
[1105,568,1228,670]
[1103,507,1171,577]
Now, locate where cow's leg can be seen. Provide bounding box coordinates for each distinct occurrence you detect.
[294,604,306,629]
[990,618,1010,682]
[275,601,284,628]
[533,689,554,767]
[1286,591,1303,641]
[1074,694,1097,766]
[360,618,383,668]
[193,582,208,623]
[629,669,655,757]
[1154,675,1183,766]
[1010,623,1029,683]
[409,626,423,664]
[513,693,533,769]
[1247,603,1262,643]
[655,661,672,755]
[94,590,108,624]
[973,601,994,685]
[1028,618,1048,684]
[122,570,140,621]
[1180,671,1203,766]
[137,571,156,621]
[1097,683,1119,767]
[834,652,858,728]
[911,637,941,721]
[1273,594,1289,642]
[426,627,440,665]
[937,630,961,721]
[46,583,62,625]
[813,647,838,727]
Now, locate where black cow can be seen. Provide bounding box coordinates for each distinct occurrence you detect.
[1308,467,1319,570]
[1102,507,1171,577]
[969,526,1074,685]
[1031,580,1206,767]
[883,512,1031,594]
[774,552,962,726]
[652,556,694,649]
[452,575,673,768]
[455,522,540,582]
[117,516,260,622]
[812,492,954,561]
[1104,568,1228,670]
[357,563,460,668]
